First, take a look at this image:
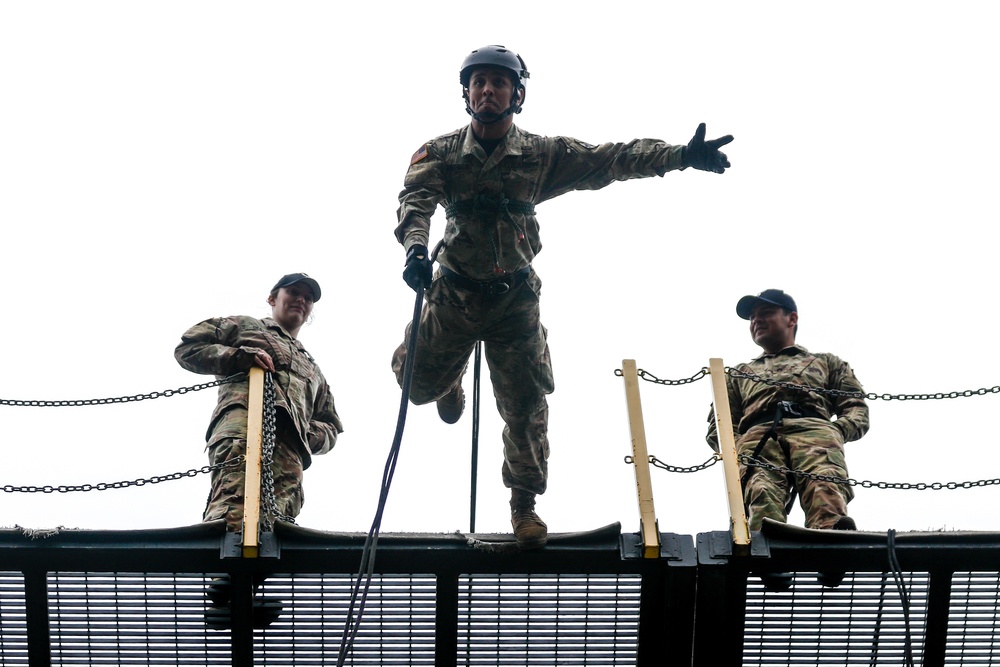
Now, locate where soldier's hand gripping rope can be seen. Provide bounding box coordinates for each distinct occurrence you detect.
[402,244,433,292]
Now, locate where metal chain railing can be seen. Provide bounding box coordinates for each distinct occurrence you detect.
[740,455,1000,491]
[622,365,1000,489]
[0,373,246,408]
[2,457,245,494]
[260,372,295,528]
[727,366,1000,490]
[626,454,720,474]
[615,367,709,386]
[639,450,1000,491]
[2,370,295,528]
[623,365,1000,402]
[727,367,1000,402]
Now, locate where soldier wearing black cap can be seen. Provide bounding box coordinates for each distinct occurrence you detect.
[175,272,342,531]
[391,44,734,548]
[707,289,869,587]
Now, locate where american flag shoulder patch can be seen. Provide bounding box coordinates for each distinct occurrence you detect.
[410,144,429,165]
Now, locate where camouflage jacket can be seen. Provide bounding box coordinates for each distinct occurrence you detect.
[706,345,869,451]
[395,124,686,280]
[175,316,342,469]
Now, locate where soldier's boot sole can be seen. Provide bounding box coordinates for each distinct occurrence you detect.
[436,385,465,424]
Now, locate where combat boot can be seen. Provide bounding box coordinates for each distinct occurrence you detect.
[817,516,857,587]
[510,488,547,549]
[757,572,793,592]
[436,384,465,424]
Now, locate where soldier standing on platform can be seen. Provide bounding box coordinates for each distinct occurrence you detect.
[393,45,734,548]
[707,289,869,588]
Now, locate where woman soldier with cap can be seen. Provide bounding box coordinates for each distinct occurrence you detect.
[175,272,343,531]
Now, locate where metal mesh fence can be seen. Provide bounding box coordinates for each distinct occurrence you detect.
[457,574,642,666]
[743,571,929,665]
[0,573,28,666]
[945,571,1000,665]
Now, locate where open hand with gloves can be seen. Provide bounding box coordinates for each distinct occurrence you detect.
[682,123,733,173]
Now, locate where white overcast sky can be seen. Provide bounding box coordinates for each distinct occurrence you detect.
[2,2,999,539]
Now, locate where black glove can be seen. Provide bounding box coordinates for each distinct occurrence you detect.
[402,244,433,292]
[682,122,733,173]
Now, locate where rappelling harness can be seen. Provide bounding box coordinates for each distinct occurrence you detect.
[439,193,536,290]
[741,400,826,513]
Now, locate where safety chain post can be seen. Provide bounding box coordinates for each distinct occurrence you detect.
[242,367,265,558]
[708,358,751,549]
[620,360,660,558]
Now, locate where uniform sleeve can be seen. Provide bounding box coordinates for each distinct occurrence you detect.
[706,375,744,452]
[826,354,870,443]
[394,142,446,252]
[306,379,343,457]
[174,317,258,376]
[538,137,686,203]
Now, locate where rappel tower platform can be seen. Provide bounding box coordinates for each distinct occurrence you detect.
[3,362,1000,665]
[2,519,1000,665]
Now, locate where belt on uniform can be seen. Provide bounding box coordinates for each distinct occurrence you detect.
[445,195,535,218]
[440,265,531,296]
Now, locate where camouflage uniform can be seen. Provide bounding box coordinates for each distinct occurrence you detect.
[176,316,342,530]
[706,345,869,530]
[393,124,686,494]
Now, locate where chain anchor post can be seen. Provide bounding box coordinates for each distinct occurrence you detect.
[620,359,660,558]
[708,358,751,549]
[242,367,265,558]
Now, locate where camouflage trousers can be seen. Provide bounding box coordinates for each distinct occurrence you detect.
[738,419,853,531]
[203,407,305,531]
[392,269,554,495]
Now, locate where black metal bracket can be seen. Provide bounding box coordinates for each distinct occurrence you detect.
[220,531,280,559]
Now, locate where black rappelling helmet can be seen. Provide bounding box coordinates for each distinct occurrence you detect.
[460,45,529,123]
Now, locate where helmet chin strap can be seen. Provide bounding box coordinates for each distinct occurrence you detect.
[464,88,523,124]
[466,105,516,124]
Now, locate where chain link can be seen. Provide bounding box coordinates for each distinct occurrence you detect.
[2,456,244,494]
[615,367,709,386]
[727,367,1000,402]
[741,455,1000,491]
[0,373,246,408]
[631,454,720,474]
[260,372,295,528]
[622,364,1000,402]
[636,448,1000,491]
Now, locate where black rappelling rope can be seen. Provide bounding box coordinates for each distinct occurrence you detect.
[337,287,424,666]
[470,340,482,533]
[887,529,916,667]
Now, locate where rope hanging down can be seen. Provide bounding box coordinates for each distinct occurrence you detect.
[336,288,424,666]
[868,529,916,667]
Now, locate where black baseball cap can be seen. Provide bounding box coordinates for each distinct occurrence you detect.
[272,273,321,302]
[736,289,796,320]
